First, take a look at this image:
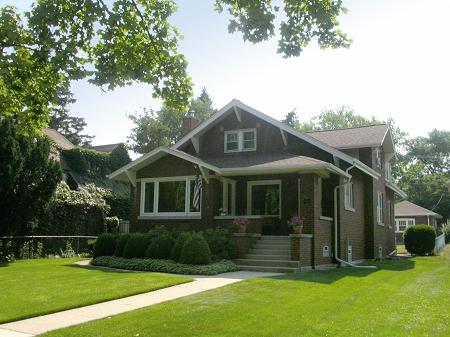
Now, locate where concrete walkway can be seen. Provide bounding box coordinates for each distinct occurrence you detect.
[0,268,281,337]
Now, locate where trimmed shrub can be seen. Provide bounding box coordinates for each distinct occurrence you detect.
[91,256,239,275]
[114,234,130,257]
[93,233,116,257]
[203,227,235,260]
[180,233,211,265]
[104,216,120,232]
[404,225,436,255]
[122,233,151,259]
[145,234,173,259]
[171,232,191,262]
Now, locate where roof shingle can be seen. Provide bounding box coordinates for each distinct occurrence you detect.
[395,200,443,219]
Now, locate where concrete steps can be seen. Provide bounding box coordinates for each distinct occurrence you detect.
[235,235,298,273]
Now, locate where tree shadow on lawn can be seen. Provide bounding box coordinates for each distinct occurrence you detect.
[63,263,143,274]
[270,258,416,284]
[0,261,9,268]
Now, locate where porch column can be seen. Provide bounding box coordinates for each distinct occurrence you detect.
[290,234,313,270]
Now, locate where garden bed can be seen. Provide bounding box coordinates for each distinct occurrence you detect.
[91,256,239,275]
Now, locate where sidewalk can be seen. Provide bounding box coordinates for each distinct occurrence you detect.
[0,270,281,337]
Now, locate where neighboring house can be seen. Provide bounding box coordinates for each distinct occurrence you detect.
[43,128,129,195]
[394,200,443,243]
[109,99,406,270]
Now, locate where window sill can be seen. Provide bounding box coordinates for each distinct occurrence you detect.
[344,207,355,212]
[214,215,278,220]
[138,215,201,220]
[320,216,333,221]
[377,222,385,227]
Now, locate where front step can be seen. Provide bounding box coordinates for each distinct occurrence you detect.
[237,265,299,273]
[259,235,290,241]
[246,253,291,261]
[250,248,290,255]
[235,259,299,268]
[253,243,290,250]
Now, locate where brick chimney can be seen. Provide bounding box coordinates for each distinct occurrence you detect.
[182,115,199,136]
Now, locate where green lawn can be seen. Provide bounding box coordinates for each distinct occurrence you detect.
[0,258,191,323]
[44,246,450,337]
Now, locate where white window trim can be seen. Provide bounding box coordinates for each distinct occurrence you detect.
[140,176,201,217]
[395,218,415,232]
[224,128,257,153]
[375,147,382,168]
[297,178,301,216]
[220,177,236,216]
[246,179,281,218]
[376,191,384,225]
[344,182,355,212]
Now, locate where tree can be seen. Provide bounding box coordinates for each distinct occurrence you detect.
[0,119,62,235]
[406,129,450,175]
[1,1,350,134]
[282,109,299,128]
[296,106,379,131]
[109,143,132,171]
[0,2,192,135]
[215,0,351,57]
[49,83,94,146]
[128,88,216,154]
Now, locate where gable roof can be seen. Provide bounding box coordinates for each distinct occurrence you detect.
[307,124,390,150]
[395,200,443,219]
[172,99,380,179]
[43,128,75,150]
[88,143,121,153]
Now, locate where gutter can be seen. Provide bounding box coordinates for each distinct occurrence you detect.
[333,165,377,269]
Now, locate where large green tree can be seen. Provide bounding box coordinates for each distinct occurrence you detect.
[0,119,62,235]
[49,82,94,146]
[128,88,216,154]
[1,1,350,135]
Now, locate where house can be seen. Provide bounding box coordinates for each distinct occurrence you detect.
[43,128,130,195]
[394,200,443,243]
[108,99,406,271]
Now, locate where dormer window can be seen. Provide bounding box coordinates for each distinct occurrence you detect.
[224,128,256,153]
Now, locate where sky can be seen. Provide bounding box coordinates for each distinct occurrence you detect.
[3,0,450,150]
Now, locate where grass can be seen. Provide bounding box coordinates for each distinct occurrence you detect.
[0,258,191,323]
[44,246,450,337]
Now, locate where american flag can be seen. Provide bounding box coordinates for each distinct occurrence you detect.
[193,175,202,211]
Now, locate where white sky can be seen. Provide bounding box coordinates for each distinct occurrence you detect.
[3,0,450,148]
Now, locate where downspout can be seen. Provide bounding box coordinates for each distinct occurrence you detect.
[333,165,377,269]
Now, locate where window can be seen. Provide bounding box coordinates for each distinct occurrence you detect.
[225,132,239,152]
[375,148,382,167]
[224,129,256,152]
[385,162,392,182]
[376,192,384,224]
[219,178,236,215]
[344,182,354,211]
[319,177,334,219]
[247,180,281,217]
[395,218,415,232]
[140,177,201,216]
[387,200,394,227]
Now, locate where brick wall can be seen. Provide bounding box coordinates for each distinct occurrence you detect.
[339,170,366,262]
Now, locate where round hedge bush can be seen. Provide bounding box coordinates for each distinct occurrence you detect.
[180,233,211,265]
[123,233,151,259]
[404,225,436,255]
[93,233,116,258]
[145,234,173,259]
[171,232,191,262]
[114,233,130,257]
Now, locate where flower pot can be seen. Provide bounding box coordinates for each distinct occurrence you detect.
[237,224,247,233]
[293,225,303,234]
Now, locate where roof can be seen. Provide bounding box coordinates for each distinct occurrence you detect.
[204,153,350,177]
[108,147,351,182]
[307,124,389,150]
[395,200,443,219]
[88,143,121,153]
[171,99,380,180]
[43,128,75,150]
